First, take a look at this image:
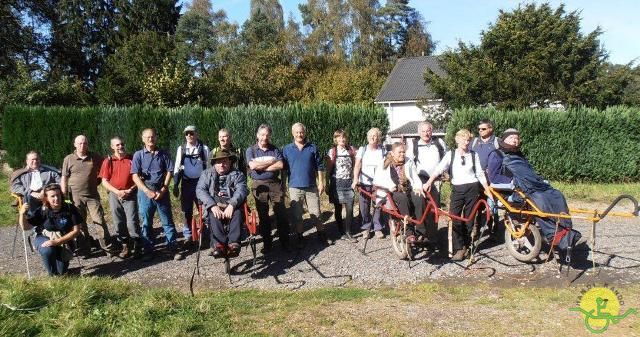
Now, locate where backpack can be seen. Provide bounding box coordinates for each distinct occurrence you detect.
[359,144,386,160]
[181,142,206,171]
[471,136,500,151]
[412,138,445,165]
[448,150,477,181]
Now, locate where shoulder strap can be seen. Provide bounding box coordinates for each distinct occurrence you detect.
[471,137,478,150]
[493,137,500,149]
[198,142,206,170]
[448,150,455,180]
[108,154,113,175]
[471,151,477,175]
[180,143,187,166]
[412,138,419,164]
[435,138,445,159]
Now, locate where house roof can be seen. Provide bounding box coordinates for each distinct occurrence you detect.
[375,56,446,103]
[387,121,445,137]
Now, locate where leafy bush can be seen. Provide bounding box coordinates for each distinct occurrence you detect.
[447,106,640,182]
[2,103,387,169]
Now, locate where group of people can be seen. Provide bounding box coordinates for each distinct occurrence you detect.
[12,119,581,276]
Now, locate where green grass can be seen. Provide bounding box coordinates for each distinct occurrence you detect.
[0,171,18,227]
[1,275,638,336]
[552,181,640,203]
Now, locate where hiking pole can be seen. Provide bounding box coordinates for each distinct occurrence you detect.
[16,197,31,279]
[190,204,204,296]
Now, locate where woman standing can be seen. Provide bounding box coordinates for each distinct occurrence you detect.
[326,129,358,242]
[352,128,386,239]
[19,183,82,276]
[424,129,492,261]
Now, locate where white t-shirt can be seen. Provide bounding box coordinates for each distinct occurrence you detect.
[407,138,447,178]
[356,145,385,185]
[29,171,43,191]
[174,143,210,179]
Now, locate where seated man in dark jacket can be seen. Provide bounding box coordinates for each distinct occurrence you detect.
[487,129,582,262]
[11,151,61,214]
[196,149,249,258]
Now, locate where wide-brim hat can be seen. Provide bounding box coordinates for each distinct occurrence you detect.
[210,149,236,163]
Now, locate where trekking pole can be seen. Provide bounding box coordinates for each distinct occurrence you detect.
[15,196,31,279]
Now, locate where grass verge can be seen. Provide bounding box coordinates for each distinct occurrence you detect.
[1,275,638,336]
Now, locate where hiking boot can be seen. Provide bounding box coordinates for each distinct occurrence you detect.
[296,233,305,249]
[228,243,241,257]
[451,248,468,261]
[210,244,225,258]
[118,243,130,259]
[169,245,184,261]
[375,231,385,239]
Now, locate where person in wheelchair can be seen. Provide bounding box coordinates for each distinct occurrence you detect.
[196,149,249,258]
[373,142,425,242]
[11,151,61,216]
[18,183,82,276]
[487,128,582,261]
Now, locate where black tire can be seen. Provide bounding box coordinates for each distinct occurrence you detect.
[390,219,408,260]
[503,214,542,262]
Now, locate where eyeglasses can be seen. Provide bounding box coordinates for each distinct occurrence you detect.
[461,156,466,166]
[185,132,195,136]
[478,128,489,131]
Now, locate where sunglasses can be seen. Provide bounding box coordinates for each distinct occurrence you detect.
[115,143,125,147]
[185,132,195,136]
[478,127,489,131]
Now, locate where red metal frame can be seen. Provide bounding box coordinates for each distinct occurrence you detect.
[357,186,491,229]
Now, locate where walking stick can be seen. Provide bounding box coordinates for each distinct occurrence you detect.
[15,196,31,279]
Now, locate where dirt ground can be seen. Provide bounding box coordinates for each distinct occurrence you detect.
[1,199,639,293]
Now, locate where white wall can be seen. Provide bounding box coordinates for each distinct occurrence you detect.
[382,102,424,131]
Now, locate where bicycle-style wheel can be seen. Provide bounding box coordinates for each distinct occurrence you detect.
[503,214,542,262]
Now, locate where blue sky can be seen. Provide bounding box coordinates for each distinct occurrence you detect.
[200,0,639,65]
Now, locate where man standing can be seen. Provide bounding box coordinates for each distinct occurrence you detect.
[173,125,209,244]
[282,122,329,247]
[470,119,501,236]
[211,128,246,174]
[246,124,289,253]
[131,128,183,261]
[408,121,447,248]
[11,151,61,213]
[196,149,248,257]
[470,119,501,171]
[61,135,112,254]
[99,137,139,259]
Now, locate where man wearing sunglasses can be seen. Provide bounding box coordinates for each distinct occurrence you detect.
[470,119,501,172]
[173,126,210,246]
[99,136,140,258]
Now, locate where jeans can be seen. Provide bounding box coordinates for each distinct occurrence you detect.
[35,234,69,276]
[180,178,199,239]
[289,186,323,234]
[137,190,178,251]
[358,185,383,231]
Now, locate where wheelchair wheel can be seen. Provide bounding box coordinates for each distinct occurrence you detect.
[503,214,542,262]
[390,219,408,260]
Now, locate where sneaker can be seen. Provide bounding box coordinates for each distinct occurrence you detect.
[375,231,385,239]
[169,246,184,261]
[343,232,358,243]
[361,230,370,239]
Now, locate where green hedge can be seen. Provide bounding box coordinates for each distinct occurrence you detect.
[447,106,640,182]
[2,103,388,169]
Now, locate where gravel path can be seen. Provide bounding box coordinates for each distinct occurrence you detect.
[2,200,639,291]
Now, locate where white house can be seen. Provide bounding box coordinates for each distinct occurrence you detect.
[374,56,447,143]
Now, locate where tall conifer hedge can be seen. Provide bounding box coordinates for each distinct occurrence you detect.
[447,106,640,182]
[2,103,388,169]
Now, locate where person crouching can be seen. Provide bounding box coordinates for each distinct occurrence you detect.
[196,149,248,258]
